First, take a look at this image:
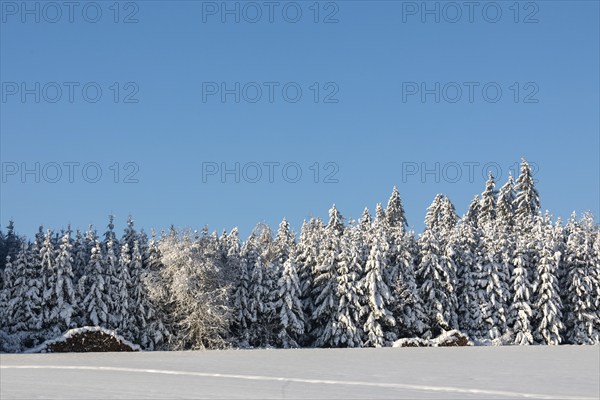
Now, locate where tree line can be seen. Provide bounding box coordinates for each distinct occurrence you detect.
[1,159,599,352]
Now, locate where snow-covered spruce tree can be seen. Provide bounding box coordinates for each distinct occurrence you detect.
[121,215,137,257]
[128,240,160,348]
[80,239,109,327]
[385,186,408,231]
[311,205,344,347]
[0,255,17,333]
[232,233,255,346]
[253,224,279,347]
[509,232,534,345]
[479,173,497,227]
[71,229,89,283]
[416,196,459,335]
[514,159,540,229]
[139,229,169,350]
[295,218,324,345]
[40,229,57,334]
[247,239,269,347]
[332,224,365,347]
[454,217,483,337]
[464,195,480,228]
[116,242,132,339]
[53,230,77,332]
[392,230,428,339]
[102,218,120,330]
[532,216,564,345]
[479,221,510,340]
[362,223,396,347]
[563,213,599,344]
[275,256,305,348]
[497,175,516,228]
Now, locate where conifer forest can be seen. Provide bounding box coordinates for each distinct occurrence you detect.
[1,159,599,352]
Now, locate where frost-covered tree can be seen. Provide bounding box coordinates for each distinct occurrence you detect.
[497,175,516,227]
[80,239,110,327]
[232,233,255,346]
[333,227,365,347]
[391,230,428,338]
[385,186,408,231]
[311,205,344,347]
[479,173,497,227]
[514,159,540,230]
[531,217,564,345]
[154,230,231,350]
[509,233,534,345]
[563,214,599,344]
[53,230,76,332]
[116,242,132,337]
[479,222,510,340]
[275,256,305,348]
[295,218,324,344]
[416,197,459,335]
[362,224,396,347]
[464,195,480,227]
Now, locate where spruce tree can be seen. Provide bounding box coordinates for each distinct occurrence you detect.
[275,256,305,348]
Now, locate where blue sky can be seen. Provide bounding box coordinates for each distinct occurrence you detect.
[1,0,599,239]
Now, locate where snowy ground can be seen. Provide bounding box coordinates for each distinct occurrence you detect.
[1,346,599,399]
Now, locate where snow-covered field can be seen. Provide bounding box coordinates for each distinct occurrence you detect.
[1,346,598,399]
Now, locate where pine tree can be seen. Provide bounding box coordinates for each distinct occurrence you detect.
[454,219,482,337]
[275,257,305,348]
[362,225,396,347]
[385,186,408,231]
[233,234,254,346]
[311,205,344,347]
[479,173,497,227]
[497,175,516,227]
[509,233,534,345]
[54,231,77,331]
[532,217,564,345]
[295,218,324,344]
[116,242,132,339]
[333,226,365,347]
[514,159,540,229]
[417,196,459,335]
[40,229,59,335]
[563,214,599,344]
[80,239,108,327]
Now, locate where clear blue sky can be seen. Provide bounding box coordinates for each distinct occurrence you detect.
[1,0,599,239]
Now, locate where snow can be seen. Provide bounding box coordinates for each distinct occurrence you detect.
[1,346,598,399]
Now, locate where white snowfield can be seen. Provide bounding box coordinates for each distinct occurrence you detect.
[1,346,599,399]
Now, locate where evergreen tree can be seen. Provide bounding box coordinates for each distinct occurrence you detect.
[311,205,344,347]
[514,159,540,228]
[509,233,534,345]
[497,175,516,227]
[275,257,305,348]
[385,186,408,231]
[563,214,599,344]
[333,226,365,347]
[53,231,76,332]
[80,239,109,327]
[479,173,497,227]
[362,225,396,347]
[232,233,254,346]
[532,218,564,345]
